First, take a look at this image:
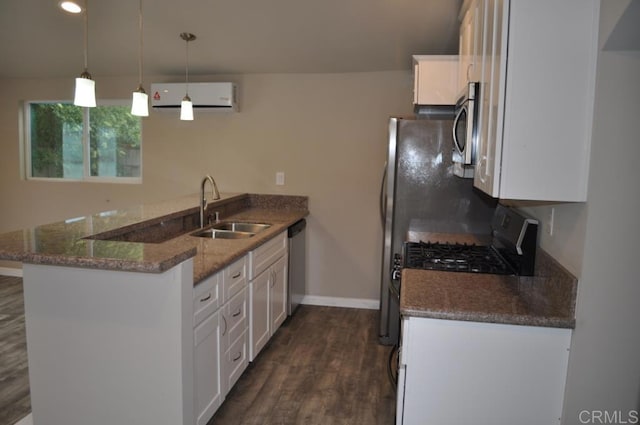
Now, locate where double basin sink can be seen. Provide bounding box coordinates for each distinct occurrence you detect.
[86,216,271,244]
[191,222,271,239]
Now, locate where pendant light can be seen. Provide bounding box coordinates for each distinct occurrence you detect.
[131,0,148,116]
[73,0,96,107]
[59,1,83,14]
[180,32,196,121]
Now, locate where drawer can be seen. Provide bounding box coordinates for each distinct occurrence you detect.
[223,255,247,302]
[221,287,247,352]
[249,231,287,280]
[222,330,248,395]
[193,272,221,327]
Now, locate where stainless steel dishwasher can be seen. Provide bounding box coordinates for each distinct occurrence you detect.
[287,219,306,316]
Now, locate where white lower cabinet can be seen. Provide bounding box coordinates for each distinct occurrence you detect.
[249,231,288,361]
[192,231,290,425]
[220,286,248,395]
[397,317,571,425]
[194,310,222,425]
[269,255,288,334]
[192,255,250,425]
[249,267,271,360]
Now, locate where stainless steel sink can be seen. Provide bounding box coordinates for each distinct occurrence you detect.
[210,222,271,233]
[191,229,255,239]
[190,221,271,239]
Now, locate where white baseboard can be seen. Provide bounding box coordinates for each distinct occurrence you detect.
[0,267,23,277]
[13,414,32,425]
[300,295,379,310]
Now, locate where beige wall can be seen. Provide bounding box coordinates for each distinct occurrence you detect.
[0,71,414,302]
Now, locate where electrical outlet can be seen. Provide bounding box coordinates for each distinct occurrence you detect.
[546,207,555,236]
[276,172,285,186]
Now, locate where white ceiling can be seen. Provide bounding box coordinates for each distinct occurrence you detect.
[0,0,462,79]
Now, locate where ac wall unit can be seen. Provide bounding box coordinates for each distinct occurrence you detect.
[150,82,238,111]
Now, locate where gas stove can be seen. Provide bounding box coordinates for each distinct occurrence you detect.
[403,241,514,275]
[395,205,539,278]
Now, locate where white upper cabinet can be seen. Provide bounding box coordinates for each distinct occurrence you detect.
[470,0,599,201]
[457,0,483,92]
[412,55,459,105]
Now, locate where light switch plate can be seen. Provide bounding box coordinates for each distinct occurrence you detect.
[276,172,285,186]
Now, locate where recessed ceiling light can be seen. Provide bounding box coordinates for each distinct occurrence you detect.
[59,1,83,14]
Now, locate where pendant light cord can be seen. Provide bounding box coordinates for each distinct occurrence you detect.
[83,0,89,72]
[185,38,190,96]
[138,0,143,87]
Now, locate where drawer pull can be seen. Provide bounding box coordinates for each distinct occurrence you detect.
[222,315,228,336]
[232,352,242,362]
[232,271,241,279]
[200,293,211,302]
[232,308,242,317]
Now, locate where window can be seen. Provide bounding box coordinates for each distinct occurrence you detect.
[25,101,142,183]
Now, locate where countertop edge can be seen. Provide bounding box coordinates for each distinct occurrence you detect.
[400,308,576,329]
[20,246,198,274]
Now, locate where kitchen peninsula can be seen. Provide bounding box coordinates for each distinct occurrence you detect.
[0,193,308,425]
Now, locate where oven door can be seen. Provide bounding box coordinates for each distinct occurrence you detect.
[452,83,479,165]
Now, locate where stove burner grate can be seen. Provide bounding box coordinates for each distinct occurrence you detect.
[403,241,514,275]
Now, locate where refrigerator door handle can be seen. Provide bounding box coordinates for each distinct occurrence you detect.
[380,161,387,225]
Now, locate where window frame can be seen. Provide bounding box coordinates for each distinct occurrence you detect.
[23,99,143,184]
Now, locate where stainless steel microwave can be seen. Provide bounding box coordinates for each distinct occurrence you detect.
[452,82,480,178]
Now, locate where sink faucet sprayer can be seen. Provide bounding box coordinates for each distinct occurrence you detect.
[200,175,221,228]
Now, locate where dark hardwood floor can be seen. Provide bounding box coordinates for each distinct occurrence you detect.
[0,276,30,425]
[0,276,395,425]
[210,306,396,425]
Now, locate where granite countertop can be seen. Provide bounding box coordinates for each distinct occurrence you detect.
[400,231,577,329]
[0,193,308,284]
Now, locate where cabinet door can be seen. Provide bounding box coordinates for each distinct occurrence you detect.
[194,311,222,425]
[269,255,288,334]
[413,56,459,105]
[472,0,596,201]
[401,317,570,425]
[458,1,482,91]
[249,268,270,361]
[474,0,506,196]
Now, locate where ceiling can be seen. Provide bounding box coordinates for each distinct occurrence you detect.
[0,0,462,79]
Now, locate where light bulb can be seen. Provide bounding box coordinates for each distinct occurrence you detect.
[180,96,193,121]
[60,1,83,14]
[131,89,149,117]
[74,76,96,107]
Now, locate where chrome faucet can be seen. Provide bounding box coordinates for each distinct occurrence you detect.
[200,175,221,228]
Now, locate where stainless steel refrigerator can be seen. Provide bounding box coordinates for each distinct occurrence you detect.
[379,112,497,346]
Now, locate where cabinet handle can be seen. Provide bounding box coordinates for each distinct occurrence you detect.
[232,308,241,317]
[222,315,228,336]
[466,63,473,81]
[232,352,242,362]
[232,271,241,279]
[200,293,211,302]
